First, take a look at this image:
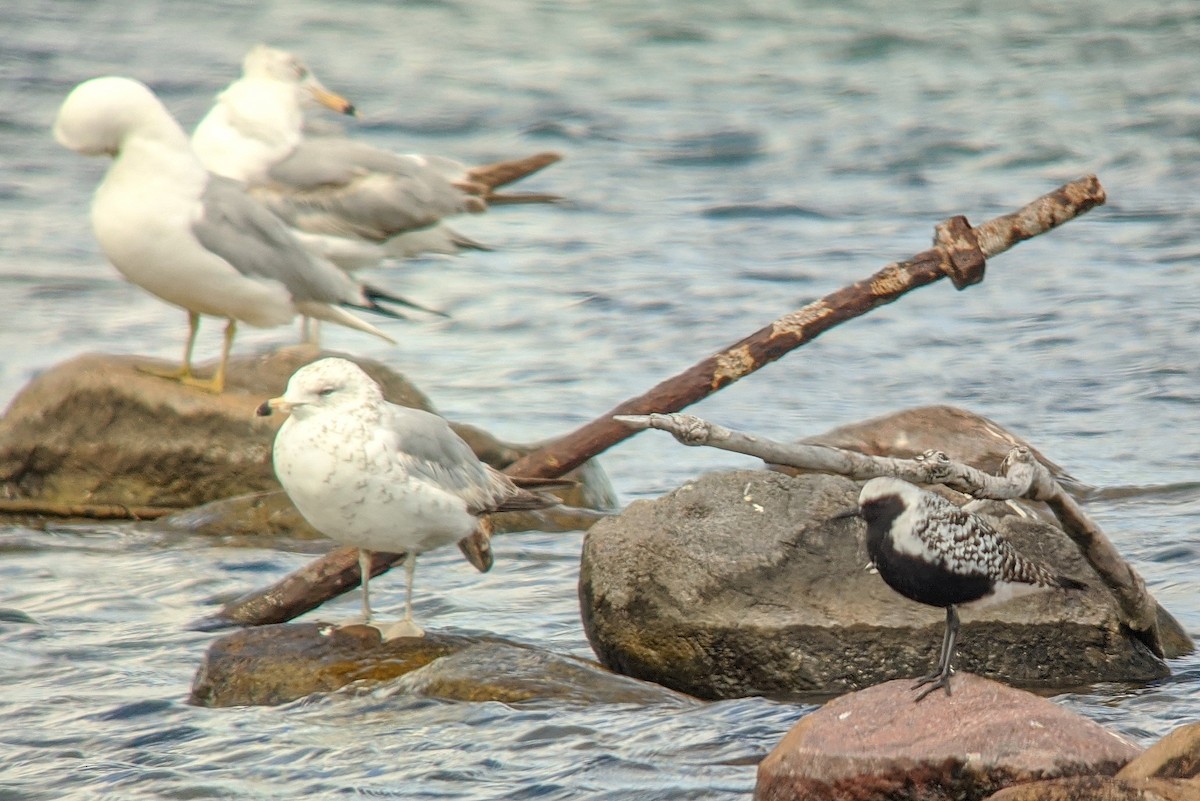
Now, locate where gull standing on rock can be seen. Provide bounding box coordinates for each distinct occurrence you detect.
[257,357,561,639]
[191,44,563,269]
[53,76,441,393]
[840,477,1086,701]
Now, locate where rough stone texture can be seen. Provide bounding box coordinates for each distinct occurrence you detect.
[784,405,1193,659]
[985,776,1200,801]
[189,622,690,708]
[1119,722,1200,781]
[394,641,694,705]
[579,469,1170,700]
[754,674,1140,801]
[0,347,615,520]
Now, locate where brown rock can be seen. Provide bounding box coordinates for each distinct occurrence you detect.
[787,405,1085,493]
[755,674,1139,801]
[985,776,1200,801]
[1119,722,1200,781]
[580,469,1170,700]
[0,347,614,521]
[189,622,691,708]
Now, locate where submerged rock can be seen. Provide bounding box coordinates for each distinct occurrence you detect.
[580,469,1171,700]
[189,622,691,708]
[754,674,1139,801]
[0,347,614,523]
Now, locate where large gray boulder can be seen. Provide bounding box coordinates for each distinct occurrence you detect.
[579,469,1170,700]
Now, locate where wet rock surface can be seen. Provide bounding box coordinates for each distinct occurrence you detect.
[190,622,692,708]
[754,674,1140,801]
[0,347,614,522]
[579,469,1170,700]
[984,775,1200,801]
[1118,722,1200,781]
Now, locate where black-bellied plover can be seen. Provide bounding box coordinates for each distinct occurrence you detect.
[841,476,1085,701]
[257,358,562,639]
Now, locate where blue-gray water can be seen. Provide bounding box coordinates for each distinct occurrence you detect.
[3,1,1200,798]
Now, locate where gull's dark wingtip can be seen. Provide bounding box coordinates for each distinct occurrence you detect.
[364,285,449,319]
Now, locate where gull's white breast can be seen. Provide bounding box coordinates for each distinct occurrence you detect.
[273,407,477,554]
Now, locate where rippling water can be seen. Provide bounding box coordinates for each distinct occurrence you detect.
[3,1,1199,798]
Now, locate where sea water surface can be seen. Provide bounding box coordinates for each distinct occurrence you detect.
[2,1,1199,798]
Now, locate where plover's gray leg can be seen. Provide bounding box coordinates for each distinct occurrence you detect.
[913,605,959,701]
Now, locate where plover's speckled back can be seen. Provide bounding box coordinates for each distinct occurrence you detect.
[843,476,1085,701]
[258,357,560,639]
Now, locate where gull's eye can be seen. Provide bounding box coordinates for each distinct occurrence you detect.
[293,62,308,79]
[317,386,335,398]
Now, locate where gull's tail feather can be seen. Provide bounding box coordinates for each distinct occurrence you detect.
[364,284,450,318]
[385,224,493,258]
[483,190,565,205]
[509,476,577,492]
[295,301,397,344]
[493,485,562,513]
[447,227,493,252]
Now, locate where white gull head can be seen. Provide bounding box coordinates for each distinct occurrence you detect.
[192,44,353,184]
[271,357,383,420]
[53,76,187,157]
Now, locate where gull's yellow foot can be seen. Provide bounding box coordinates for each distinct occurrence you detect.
[135,363,224,394]
[380,618,425,641]
[178,372,225,394]
[136,362,192,381]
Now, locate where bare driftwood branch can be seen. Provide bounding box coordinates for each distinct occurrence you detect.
[0,498,177,520]
[199,176,1105,630]
[617,411,1165,657]
[503,175,1105,481]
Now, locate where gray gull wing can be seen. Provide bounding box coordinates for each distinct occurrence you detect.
[258,138,475,240]
[192,175,360,305]
[383,402,540,514]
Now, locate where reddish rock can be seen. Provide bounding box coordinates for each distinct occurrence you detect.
[755,674,1139,801]
[1119,722,1200,781]
[985,775,1200,800]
